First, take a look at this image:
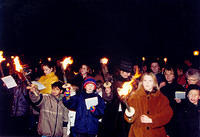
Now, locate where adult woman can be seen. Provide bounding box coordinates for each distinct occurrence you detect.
[124,72,173,137]
[70,64,92,91]
[185,68,200,88]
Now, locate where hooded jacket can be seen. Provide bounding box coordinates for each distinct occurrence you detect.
[124,87,173,137]
[29,91,69,137]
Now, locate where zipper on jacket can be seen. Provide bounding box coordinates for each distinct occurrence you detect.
[52,102,59,136]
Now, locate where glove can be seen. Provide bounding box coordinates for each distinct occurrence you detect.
[89,106,96,112]
[125,107,135,117]
[64,88,70,100]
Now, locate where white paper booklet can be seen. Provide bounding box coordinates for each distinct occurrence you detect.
[31,81,46,90]
[175,91,186,99]
[85,97,98,110]
[1,75,17,89]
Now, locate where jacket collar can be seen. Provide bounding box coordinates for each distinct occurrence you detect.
[137,87,160,97]
[50,94,63,102]
[46,72,55,77]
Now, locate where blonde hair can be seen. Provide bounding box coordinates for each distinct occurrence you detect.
[137,72,159,92]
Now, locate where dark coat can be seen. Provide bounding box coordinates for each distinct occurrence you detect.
[70,74,85,91]
[63,91,105,135]
[155,73,165,85]
[102,75,131,137]
[180,99,200,137]
[124,87,173,137]
[160,81,185,137]
[9,81,29,117]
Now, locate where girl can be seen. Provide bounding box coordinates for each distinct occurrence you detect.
[38,62,58,94]
[124,72,173,137]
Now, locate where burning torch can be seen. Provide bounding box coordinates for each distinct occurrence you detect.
[61,57,73,83]
[117,69,141,111]
[100,57,113,83]
[13,56,38,96]
[0,51,6,77]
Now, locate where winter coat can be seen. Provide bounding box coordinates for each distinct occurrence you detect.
[10,81,29,117]
[160,81,184,110]
[160,81,185,137]
[38,72,58,94]
[180,99,200,137]
[124,87,173,137]
[29,91,69,137]
[103,75,131,137]
[155,73,165,85]
[63,91,105,135]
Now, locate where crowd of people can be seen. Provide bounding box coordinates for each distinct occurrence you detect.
[0,57,199,137]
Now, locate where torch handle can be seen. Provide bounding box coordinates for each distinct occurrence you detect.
[124,101,130,112]
[0,64,4,77]
[63,71,67,83]
[22,71,38,96]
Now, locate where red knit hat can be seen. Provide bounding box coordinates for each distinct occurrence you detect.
[83,77,97,90]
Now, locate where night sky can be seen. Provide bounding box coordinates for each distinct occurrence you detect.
[0,0,200,65]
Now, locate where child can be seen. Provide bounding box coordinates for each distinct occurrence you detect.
[63,77,105,137]
[124,72,173,137]
[181,84,200,137]
[28,81,69,137]
[38,61,59,94]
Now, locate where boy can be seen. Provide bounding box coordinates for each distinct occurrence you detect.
[28,81,69,137]
[63,77,105,137]
[180,85,200,137]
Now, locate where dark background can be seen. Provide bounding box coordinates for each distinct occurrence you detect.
[0,0,200,66]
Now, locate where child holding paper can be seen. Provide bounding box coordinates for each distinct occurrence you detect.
[177,84,200,137]
[63,77,105,137]
[27,81,69,137]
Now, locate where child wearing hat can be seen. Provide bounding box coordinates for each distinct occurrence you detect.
[176,84,200,137]
[63,77,105,137]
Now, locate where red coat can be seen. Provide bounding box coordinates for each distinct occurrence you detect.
[124,87,173,137]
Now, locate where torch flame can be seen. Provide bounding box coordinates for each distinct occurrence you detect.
[6,63,10,67]
[13,56,23,72]
[164,57,167,63]
[142,57,145,62]
[0,51,6,63]
[62,57,73,70]
[118,67,141,96]
[47,57,51,62]
[100,57,109,65]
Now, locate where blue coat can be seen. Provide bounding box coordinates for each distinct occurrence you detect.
[63,91,105,134]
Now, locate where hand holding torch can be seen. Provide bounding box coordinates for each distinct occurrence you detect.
[117,70,141,111]
[13,56,38,96]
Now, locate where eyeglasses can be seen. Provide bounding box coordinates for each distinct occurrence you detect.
[187,78,198,82]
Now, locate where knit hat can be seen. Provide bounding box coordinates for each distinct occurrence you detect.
[187,84,200,92]
[119,59,133,73]
[83,77,97,89]
[186,84,200,96]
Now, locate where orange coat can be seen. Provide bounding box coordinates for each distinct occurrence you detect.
[124,87,173,137]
